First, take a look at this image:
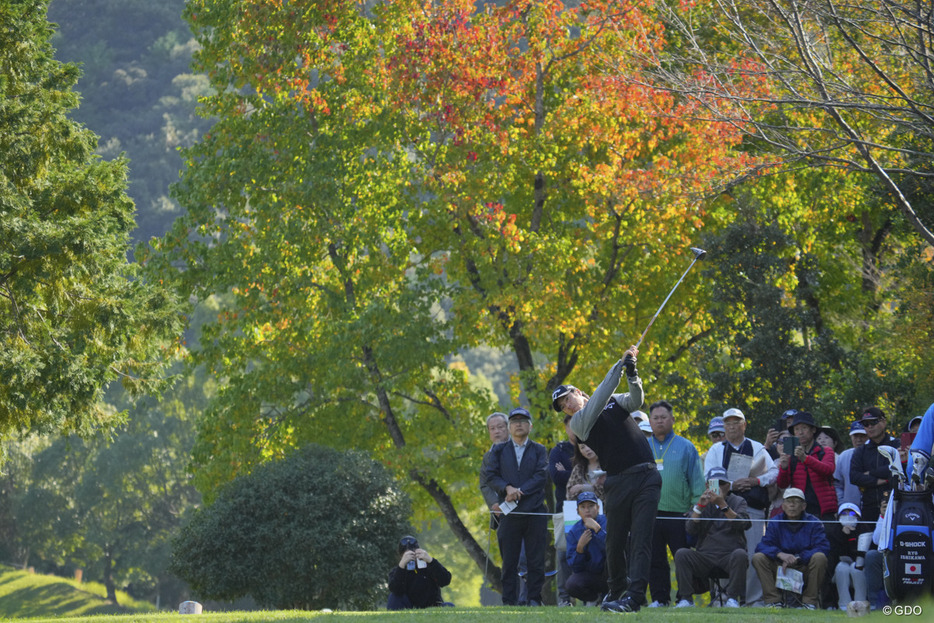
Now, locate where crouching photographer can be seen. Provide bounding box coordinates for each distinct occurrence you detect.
[387,535,453,609]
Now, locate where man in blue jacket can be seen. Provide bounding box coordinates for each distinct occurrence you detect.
[565,491,608,604]
[481,407,548,606]
[752,487,830,609]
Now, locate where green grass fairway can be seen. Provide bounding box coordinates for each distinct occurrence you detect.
[4,560,930,622]
[3,605,893,623]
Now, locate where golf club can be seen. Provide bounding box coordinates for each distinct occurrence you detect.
[634,247,707,349]
[878,445,906,489]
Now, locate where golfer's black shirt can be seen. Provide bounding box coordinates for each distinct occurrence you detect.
[580,397,654,476]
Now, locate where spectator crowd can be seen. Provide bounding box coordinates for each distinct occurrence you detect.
[469,401,925,611]
[388,344,931,612]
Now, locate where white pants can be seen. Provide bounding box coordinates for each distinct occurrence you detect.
[834,560,867,609]
[744,507,766,605]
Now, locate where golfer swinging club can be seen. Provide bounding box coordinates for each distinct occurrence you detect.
[552,345,661,613]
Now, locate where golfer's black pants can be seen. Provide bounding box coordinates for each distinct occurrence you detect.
[604,464,662,605]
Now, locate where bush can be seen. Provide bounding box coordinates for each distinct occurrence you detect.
[170,445,411,609]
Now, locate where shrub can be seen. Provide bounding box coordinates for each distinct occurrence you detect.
[170,444,411,609]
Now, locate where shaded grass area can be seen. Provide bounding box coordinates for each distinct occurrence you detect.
[0,564,155,618]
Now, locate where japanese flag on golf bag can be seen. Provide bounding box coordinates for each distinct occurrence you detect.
[882,488,934,602]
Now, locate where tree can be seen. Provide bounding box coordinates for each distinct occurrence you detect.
[144,0,748,592]
[0,0,182,441]
[649,0,934,246]
[10,387,201,605]
[47,0,214,244]
[170,444,411,610]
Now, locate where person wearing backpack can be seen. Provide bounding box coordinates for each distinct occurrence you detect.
[777,411,838,521]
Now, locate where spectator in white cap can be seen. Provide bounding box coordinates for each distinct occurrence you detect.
[704,407,778,606]
[752,487,830,609]
[827,502,868,611]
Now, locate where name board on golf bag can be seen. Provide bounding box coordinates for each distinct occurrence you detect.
[884,490,934,602]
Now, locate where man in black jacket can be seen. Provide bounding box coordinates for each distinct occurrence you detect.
[387,535,452,609]
[849,407,899,523]
[481,407,549,605]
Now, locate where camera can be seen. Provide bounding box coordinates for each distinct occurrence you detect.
[399,536,419,570]
[782,436,800,455]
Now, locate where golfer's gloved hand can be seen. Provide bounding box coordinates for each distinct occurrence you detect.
[622,353,638,377]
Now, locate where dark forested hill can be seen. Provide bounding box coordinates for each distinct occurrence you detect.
[48,0,211,244]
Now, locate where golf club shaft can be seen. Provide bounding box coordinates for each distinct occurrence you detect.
[635,255,703,349]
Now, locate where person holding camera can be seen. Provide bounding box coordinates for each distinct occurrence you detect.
[703,407,778,606]
[387,535,452,609]
[777,411,837,521]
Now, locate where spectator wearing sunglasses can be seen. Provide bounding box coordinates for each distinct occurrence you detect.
[848,407,899,523]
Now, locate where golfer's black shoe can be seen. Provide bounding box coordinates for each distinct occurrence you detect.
[601,595,641,613]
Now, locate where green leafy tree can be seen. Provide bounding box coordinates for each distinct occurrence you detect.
[10,388,201,605]
[144,1,749,593]
[170,444,411,610]
[0,0,181,440]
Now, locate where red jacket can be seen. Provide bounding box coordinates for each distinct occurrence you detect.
[777,443,838,516]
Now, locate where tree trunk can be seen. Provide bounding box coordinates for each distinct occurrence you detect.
[103,553,118,604]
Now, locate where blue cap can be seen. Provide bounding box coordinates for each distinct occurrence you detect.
[848,421,866,436]
[576,491,599,506]
[705,466,730,483]
[708,416,725,435]
[508,407,532,420]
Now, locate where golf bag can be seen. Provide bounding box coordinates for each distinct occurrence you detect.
[883,489,934,602]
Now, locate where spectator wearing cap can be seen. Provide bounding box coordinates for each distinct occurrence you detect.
[480,407,548,606]
[553,346,659,614]
[834,422,868,507]
[753,488,830,609]
[765,409,800,459]
[631,410,653,438]
[704,407,778,606]
[673,466,751,608]
[849,407,899,523]
[703,417,726,463]
[777,411,837,521]
[566,491,609,604]
[827,502,869,611]
[708,416,726,443]
[646,400,706,608]
[548,413,576,606]
[388,535,452,609]
[905,415,923,434]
